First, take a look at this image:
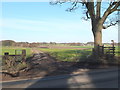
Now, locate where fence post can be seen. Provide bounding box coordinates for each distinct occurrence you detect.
[4,52,9,60]
[111,40,115,57]
[97,45,100,56]
[22,50,26,62]
[97,45,104,56]
[15,50,17,55]
[102,45,104,55]
[113,47,115,56]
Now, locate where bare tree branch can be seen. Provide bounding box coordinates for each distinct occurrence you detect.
[102,1,120,23]
[110,2,120,13]
[86,10,90,19]
[49,0,66,5]
[116,9,120,11]
[85,0,95,20]
[103,20,119,29]
[96,0,102,18]
[50,0,120,29]
[81,0,87,5]
[66,0,79,11]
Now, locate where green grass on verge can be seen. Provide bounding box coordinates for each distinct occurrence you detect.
[115,46,119,57]
[39,48,92,62]
[39,46,119,62]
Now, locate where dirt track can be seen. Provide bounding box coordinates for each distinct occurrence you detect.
[31,48,44,53]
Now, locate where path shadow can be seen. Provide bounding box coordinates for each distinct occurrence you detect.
[24,50,118,89]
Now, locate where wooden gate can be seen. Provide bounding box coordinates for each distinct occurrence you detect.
[4,49,26,61]
[97,40,115,58]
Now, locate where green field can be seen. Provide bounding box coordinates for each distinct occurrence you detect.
[1,46,92,62]
[71,46,94,48]
[39,48,92,62]
[1,46,119,62]
[38,46,119,62]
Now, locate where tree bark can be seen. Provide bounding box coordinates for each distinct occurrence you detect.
[94,30,102,47]
[92,20,103,56]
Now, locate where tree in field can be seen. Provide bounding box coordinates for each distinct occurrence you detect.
[50,0,120,55]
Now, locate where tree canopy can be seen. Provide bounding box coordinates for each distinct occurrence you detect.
[50,0,120,29]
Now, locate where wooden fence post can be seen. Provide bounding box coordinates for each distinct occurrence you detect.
[22,50,26,62]
[113,47,115,56]
[97,45,104,57]
[102,45,104,55]
[97,45,100,56]
[111,40,115,57]
[4,52,9,60]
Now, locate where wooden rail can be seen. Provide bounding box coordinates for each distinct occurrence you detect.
[97,45,115,58]
[3,49,26,61]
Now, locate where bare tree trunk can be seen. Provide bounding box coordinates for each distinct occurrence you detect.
[94,30,102,47]
[92,22,103,57]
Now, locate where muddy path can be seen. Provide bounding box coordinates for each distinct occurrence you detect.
[31,48,44,54]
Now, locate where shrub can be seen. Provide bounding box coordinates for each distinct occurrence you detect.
[2,55,28,77]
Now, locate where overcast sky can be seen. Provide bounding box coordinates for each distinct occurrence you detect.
[0,2,118,43]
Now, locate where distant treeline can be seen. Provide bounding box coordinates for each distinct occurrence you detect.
[0,40,118,47]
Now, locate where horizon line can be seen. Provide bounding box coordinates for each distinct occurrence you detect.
[0,39,119,43]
